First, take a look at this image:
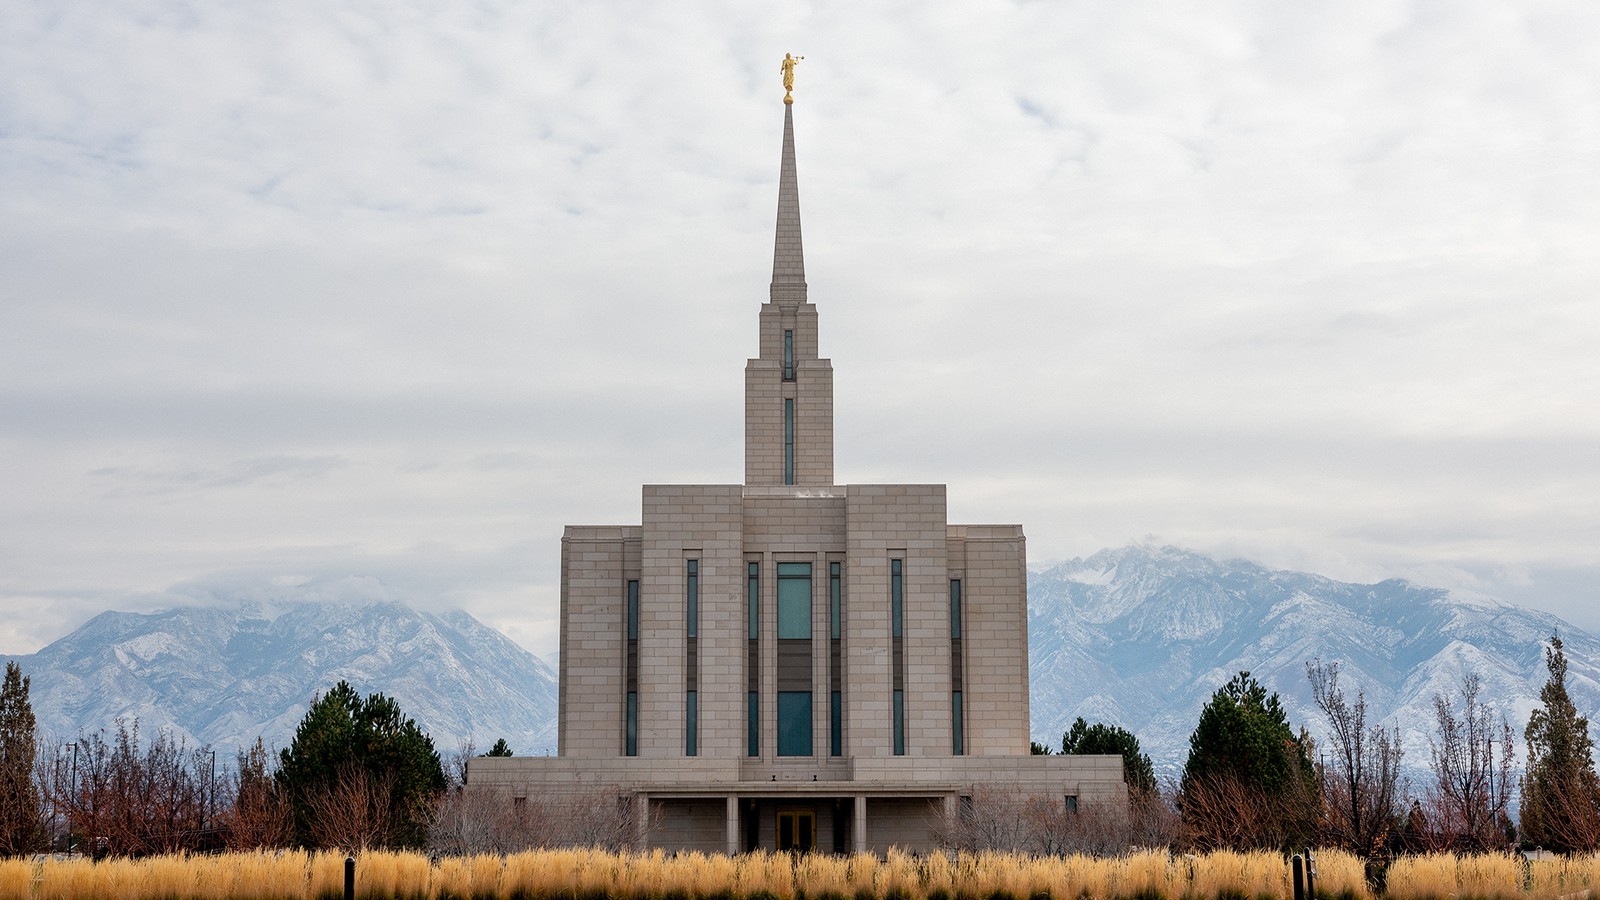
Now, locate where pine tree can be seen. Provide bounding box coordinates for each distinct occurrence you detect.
[1180,671,1316,849]
[484,738,513,757]
[1521,634,1600,853]
[0,661,43,855]
[1060,717,1157,797]
[276,681,446,850]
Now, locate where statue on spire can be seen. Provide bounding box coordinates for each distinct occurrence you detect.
[781,53,804,104]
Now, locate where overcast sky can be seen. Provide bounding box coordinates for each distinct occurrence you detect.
[4,2,1598,659]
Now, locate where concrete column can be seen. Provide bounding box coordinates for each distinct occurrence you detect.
[853,795,867,853]
[636,793,650,849]
[726,795,740,855]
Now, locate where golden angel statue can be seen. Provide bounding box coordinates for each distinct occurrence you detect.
[781,53,804,102]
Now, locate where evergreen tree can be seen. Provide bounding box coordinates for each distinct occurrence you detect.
[1521,634,1600,853]
[277,681,446,850]
[1060,717,1157,797]
[484,738,513,757]
[0,661,43,855]
[1180,671,1316,849]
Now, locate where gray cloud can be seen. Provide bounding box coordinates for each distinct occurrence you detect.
[3,2,1598,656]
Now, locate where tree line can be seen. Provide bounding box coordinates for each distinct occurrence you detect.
[959,634,1599,857]
[2,634,1598,858]
[0,665,641,858]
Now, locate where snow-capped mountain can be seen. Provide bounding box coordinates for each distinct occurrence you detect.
[7,546,1594,781]
[4,597,557,758]
[1028,545,1600,776]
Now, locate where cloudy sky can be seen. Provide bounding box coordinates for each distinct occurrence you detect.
[4,2,1598,659]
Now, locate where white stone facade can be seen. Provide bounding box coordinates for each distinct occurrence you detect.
[470,101,1125,854]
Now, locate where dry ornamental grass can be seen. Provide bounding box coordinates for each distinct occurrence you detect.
[0,849,1596,900]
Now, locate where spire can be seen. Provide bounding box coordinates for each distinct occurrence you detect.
[770,102,807,303]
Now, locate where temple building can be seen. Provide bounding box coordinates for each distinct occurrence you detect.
[472,80,1124,854]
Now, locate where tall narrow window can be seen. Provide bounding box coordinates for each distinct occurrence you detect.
[685,560,699,638]
[952,691,964,756]
[625,579,639,757]
[829,561,842,757]
[747,561,760,757]
[777,562,813,756]
[890,560,903,639]
[777,563,812,639]
[783,329,795,381]
[783,399,795,485]
[626,691,638,757]
[950,578,964,756]
[686,690,698,756]
[830,690,842,757]
[685,560,698,757]
[748,562,760,640]
[892,690,905,756]
[891,559,905,755]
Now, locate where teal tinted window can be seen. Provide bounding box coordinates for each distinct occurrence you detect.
[830,690,842,757]
[625,691,637,757]
[777,691,812,756]
[748,691,760,757]
[686,560,698,638]
[686,690,698,757]
[783,329,795,381]
[949,579,962,639]
[890,559,903,639]
[777,562,812,639]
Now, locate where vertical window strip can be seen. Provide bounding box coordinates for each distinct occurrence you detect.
[686,691,698,756]
[893,690,905,756]
[891,558,905,756]
[890,559,903,639]
[952,691,964,756]
[748,561,760,758]
[783,329,795,381]
[829,562,842,641]
[783,399,795,485]
[685,560,699,638]
[626,691,638,757]
[626,579,639,757]
[830,690,842,757]
[950,577,963,756]
[829,561,842,757]
[748,562,760,640]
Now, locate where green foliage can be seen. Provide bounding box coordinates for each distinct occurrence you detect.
[484,738,513,757]
[1180,671,1316,849]
[1060,717,1158,796]
[1520,634,1600,853]
[277,681,446,850]
[1029,741,1051,755]
[1182,671,1310,795]
[0,661,43,855]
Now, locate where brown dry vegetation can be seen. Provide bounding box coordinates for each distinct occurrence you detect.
[0,848,1597,900]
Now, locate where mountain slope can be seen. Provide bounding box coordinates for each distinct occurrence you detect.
[1027,545,1600,775]
[4,595,557,758]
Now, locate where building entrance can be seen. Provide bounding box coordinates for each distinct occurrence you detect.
[776,808,815,852]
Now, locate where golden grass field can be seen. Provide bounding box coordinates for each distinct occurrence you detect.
[1,848,1597,900]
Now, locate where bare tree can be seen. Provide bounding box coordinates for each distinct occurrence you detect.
[429,786,649,854]
[1307,659,1406,854]
[221,738,290,850]
[1425,672,1515,851]
[305,764,398,852]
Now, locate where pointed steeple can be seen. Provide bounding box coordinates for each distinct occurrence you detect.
[770,102,807,303]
